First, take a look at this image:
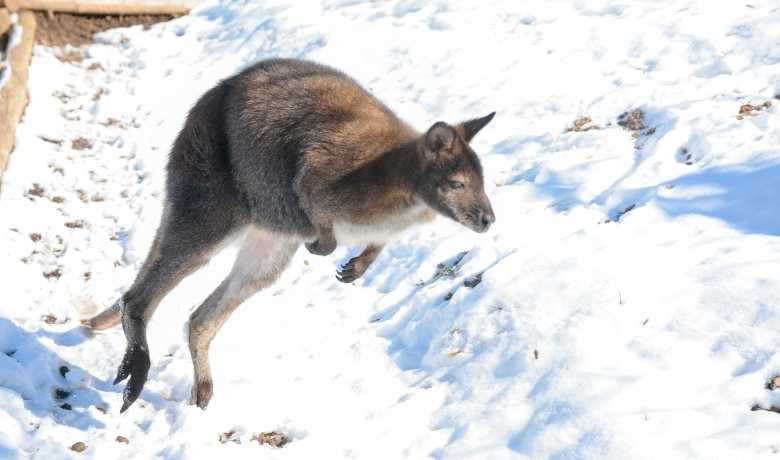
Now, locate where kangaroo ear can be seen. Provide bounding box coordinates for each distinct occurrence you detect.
[424,122,456,158]
[459,111,496,142]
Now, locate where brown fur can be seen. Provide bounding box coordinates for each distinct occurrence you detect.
[83,58,496,412]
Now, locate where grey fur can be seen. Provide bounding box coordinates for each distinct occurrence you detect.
[83,58,496,411]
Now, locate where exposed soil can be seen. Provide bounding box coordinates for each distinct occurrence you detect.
[617,108,646,132]
[34,12,176,47]
[71,137,91,150]
[566,116,599,133]
[251,431,290,448]
[737,100,771,119]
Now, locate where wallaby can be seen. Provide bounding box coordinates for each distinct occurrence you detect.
[82,58,496,412]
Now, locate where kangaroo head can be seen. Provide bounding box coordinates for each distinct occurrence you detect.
[416,112,496,233]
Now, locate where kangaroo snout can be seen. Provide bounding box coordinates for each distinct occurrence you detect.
[469,199,495,233]
[476,207,495,233]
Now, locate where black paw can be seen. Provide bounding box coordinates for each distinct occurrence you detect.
[114,343,150,413]
[336,258,364,283]
[306,238,336,256]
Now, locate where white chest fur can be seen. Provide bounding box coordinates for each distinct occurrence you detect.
[333,203,433,246]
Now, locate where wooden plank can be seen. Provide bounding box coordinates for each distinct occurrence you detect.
[0,10,35,178]
[5,0,190,15]
[0,9,10,33]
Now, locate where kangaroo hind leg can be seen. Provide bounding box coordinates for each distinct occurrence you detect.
[114,210,238,412]
[189,227,299,409]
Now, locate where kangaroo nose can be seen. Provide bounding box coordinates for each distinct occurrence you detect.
[479,210,495,231]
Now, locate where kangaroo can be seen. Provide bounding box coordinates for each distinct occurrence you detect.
[82,58,496,412]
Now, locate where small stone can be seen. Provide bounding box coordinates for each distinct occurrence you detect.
[60,403,72,410]
[70,442,87,453]
[59,366,70,377]
[115,436,129,444]
[30,233,41,242]
[54,388,71,400]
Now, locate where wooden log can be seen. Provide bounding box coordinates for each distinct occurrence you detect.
[0,9,10,33]
[5,0,190,15]
[0,10,35,177]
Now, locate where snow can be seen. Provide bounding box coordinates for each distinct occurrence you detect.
[1,0,780,458]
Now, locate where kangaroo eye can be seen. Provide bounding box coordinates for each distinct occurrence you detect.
[448,180,465,190]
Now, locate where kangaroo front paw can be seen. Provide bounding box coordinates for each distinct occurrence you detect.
[191,380,213,410]
[114,343,150,413]
[336,257,367,283]
[305,238,336,256]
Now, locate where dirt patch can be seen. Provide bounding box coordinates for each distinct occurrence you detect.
[26,183,45,198]
[218,430,240,444]
[71,137,91,150]
[617,109,646,132]
[65,220,86,229]
[737,101,771,119]
[92,87,106,101]
[251,431,290,448]
[43,268,62,280]
[566,116,599,133]
[34,12,176,47]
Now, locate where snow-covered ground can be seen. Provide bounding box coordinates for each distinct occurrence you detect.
[1,0,780,458]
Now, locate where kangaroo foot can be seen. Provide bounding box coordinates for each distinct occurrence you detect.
[114,342,150,413]
[190,380,213,409]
